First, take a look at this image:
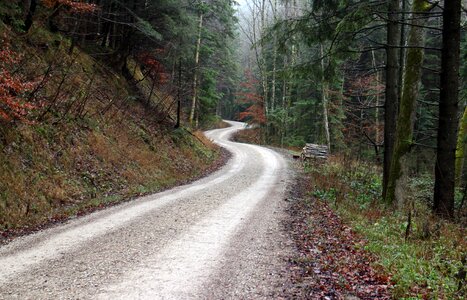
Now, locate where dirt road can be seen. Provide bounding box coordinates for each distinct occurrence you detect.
[0,121,292,299]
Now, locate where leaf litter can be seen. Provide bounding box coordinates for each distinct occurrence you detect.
[283,173,392,299]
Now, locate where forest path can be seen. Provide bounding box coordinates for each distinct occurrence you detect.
[0,121,292,299]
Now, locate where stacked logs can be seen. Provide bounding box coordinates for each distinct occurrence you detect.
[301,143,329,160]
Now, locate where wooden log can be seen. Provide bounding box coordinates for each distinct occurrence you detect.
[301,143,329,161]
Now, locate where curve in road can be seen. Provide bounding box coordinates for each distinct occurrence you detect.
[0,121,290,299]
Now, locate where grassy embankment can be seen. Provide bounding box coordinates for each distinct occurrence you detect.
[0,23,222,237]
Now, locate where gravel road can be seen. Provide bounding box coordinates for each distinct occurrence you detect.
[0,121,293,299]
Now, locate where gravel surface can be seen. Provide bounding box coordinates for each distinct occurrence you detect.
[0,121,293,299]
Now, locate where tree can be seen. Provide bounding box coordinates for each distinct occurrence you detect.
[189,0,238,127]
[189,3,205,126]
[385,0,434,206]
[433,0,462,219]
[320,43,331,152]
[238,0,269,119]
[455,106,467,186]
[22,0,36,32]
[237,69,266,126]
[383,0,400,198]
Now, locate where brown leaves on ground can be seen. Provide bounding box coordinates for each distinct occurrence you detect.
[284,176,392,299]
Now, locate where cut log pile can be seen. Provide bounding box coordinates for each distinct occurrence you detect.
[301,143,329,160]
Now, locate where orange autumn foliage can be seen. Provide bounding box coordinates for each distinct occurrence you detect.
[0,37,37,122]
[236,70,266,125]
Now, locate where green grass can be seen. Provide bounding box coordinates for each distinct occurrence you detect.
[305,157,466,299]
[344,211,464,299]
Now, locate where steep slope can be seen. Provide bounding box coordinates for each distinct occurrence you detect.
[0,22,223,239]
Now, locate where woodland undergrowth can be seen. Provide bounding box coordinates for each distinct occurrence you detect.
[305,156,466,299]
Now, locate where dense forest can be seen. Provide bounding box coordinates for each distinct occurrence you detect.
[0,0,238,126]
[2,0,464,215]
[233,0,466,297]
[0,0,466,298]
[233,0,466,219]
[0,0,239,230]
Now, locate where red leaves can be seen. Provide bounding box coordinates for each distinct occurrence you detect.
[0,37,37,122]
[236,70,266,125]
[347,74,384,98]
[138,52,169,85]
[239,105,266,125]
[42,0,98,14]
[286,195,392,299]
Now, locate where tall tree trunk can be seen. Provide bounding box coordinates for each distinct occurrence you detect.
[22,0,36,32]
[281,55,288,148]
[334,75,345,151]
[385,0,433,206]
[269,0,278,112]
[270,37,277,112]
[68,16,80,54]
[100,3,113,48]
[189,12,203,126]
[372,49,382,146]
[383,0,401,199]
[175,57,182,129]
[398,0,407,99]
[434,0,461,219]
[280,0,290,148]
[455,106,467,186]
[260,0,269,118]
[320,44,331,152]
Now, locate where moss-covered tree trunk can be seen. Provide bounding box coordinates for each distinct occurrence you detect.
[372,49,382,146]
[455,106,467,186]
[320,43,331,153]
[383,0,401,199]
[434,0,461,219]
[384,0,433,206]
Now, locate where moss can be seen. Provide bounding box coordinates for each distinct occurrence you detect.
[416,0,434,11]
[126,57,145,81]
[385,0,432,205]
[455,106,467,185]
